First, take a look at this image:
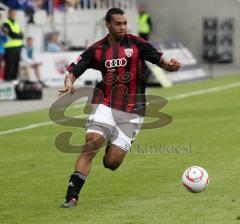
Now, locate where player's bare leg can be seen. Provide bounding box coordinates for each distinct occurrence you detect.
[103,144,127,171]
[75,132,105,175]
[61,132,105,208]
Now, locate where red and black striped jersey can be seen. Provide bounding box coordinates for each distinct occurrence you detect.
[67,34,163,115]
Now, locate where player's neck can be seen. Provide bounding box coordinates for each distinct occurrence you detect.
[107,34,124,45]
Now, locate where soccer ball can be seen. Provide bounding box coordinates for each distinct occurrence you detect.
[182,166,209,193]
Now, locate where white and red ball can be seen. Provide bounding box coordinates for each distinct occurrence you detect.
[182,166,209,193]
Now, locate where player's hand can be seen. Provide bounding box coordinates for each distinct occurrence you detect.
[164,59,181,72]
[58,85,76,97]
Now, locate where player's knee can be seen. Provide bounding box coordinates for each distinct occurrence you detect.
[103,157,122,171]
[105,163,120,171]
[86,134,103,150]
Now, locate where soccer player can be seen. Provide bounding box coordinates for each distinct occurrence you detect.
[59,7,181,208]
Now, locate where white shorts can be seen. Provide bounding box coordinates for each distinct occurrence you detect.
[86,104,144,152]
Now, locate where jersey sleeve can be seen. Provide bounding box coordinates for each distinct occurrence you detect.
[138,39,163,65]
[66,47,95,78]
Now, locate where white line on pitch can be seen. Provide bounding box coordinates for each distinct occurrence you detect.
[166,82,240,101]
[0,81,240,136]
[0,121,52,136]
[0,115,87,136]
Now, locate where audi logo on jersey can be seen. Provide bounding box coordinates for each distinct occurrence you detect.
[105,58,127,68]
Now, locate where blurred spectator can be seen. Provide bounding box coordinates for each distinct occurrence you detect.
[138,4,152,41]
[0,13,7,78]
[1,0,19,9]
[33,0,45,10]
[2,8,24,81]
[21,36,47,87]
[66,0,77,11]
[96,0,109,8]
[2,0,35,23]
[54,0,66,11]
[24,0,35,24]
[46,33,61,52]
[80,0,91,9]
[60,41,68,51]
[42,0,54,16]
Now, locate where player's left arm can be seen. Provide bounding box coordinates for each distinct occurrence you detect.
[159,57,181,72]
[139,39,181,72]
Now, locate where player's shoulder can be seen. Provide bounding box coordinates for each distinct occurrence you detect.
[89,38,106,49]
[126,34,148,44]
[82,38,105,55]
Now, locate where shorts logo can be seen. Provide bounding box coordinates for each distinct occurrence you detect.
[105,58,127,68]
[124,48,133,57]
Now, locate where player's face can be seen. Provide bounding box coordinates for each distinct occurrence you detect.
[106,14,127,40]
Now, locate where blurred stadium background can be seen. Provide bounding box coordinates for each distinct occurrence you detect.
[1,0,240,110]
[0,1,240,224]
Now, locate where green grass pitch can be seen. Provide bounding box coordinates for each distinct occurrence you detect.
[0,74,240,224]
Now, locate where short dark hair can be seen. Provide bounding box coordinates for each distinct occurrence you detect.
[105,8,125,22]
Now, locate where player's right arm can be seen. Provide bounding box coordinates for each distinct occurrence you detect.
[58,46,95,96]
[58,72,77,96]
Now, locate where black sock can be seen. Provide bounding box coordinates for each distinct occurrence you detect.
[65,171,87,202]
